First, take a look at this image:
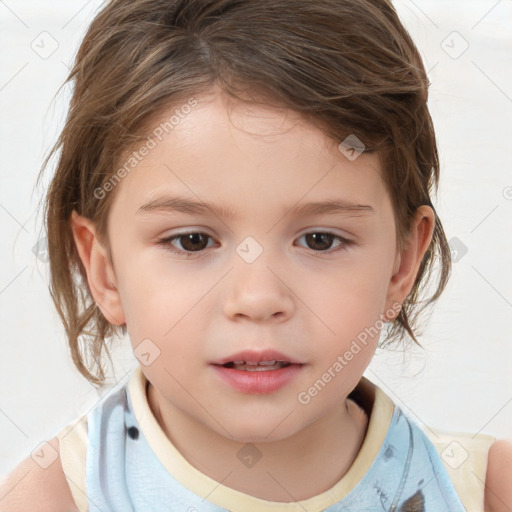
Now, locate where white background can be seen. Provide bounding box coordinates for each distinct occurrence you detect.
[1,0,511,476]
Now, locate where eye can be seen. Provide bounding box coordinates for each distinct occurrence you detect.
[157,232,215,257]
[157,230,354,257]
[296,231,354,254]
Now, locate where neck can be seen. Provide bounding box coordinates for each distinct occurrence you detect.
[147,382,369,502]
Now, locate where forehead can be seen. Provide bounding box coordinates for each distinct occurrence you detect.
[108,90,389,219]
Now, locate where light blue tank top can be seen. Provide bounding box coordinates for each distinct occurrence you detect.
[85,371,466,511]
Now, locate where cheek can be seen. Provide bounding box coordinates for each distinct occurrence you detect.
[119,270,211,363]
[119,254,210,321]
[295,256,390,324]
[291,259,392,366]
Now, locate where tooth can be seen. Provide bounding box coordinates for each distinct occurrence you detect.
[229,360,283,366]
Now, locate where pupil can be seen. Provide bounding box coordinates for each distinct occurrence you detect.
[182,233,208,251]
[306,233,333,251]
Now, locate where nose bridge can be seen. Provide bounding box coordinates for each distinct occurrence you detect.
[222,235,294,321]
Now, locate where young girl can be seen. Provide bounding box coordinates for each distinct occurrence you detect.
[1,0,511,510]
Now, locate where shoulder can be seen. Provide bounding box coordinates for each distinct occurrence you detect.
[484,438,512,512]
[0,436,78,512]
[422,425,495,511]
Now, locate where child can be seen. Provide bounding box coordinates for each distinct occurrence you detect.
[1,0,511,510]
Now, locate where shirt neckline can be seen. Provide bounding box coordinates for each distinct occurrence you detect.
[127,366,395,510]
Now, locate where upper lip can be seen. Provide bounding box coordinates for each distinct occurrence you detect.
[212,349,303,366]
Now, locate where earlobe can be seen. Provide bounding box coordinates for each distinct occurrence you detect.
[384,206,435,314]
[70,210,126,326]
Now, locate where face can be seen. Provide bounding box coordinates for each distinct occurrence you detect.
[104,89,401,442]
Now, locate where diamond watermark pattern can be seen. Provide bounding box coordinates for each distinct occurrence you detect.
[30,31,59,60]
[134,338,161,366]
[236,236,263,264]
[441,31,469,60]
[31,441,58,469]
[32,237,49,263]
[448,236,468,263]
[441,441,469,469]
[338,134,365,161]
[236,443,263,468]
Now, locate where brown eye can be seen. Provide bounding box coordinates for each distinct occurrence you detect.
[304,233,336,251]
[177,233,210,252]
[157,232,213,256]
[297,232,354,255]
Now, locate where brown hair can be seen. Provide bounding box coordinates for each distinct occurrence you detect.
[37,0,451,387]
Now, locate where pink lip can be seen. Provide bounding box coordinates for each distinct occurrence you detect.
[211,364,303,394]
[211,349,303,366]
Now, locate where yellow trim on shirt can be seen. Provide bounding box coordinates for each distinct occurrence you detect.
[55,414,89,512]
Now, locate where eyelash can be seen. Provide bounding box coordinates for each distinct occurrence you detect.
[156,231,354,258]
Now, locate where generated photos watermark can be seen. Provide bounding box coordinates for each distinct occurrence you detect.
[297,302,402,405]
[93,97,198,200]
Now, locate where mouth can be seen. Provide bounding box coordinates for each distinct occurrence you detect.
[211,359,303,394]
[218,360,294,371]
[212,349,303,368]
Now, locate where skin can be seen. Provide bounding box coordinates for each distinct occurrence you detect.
[70,87,436,502]
[484,440,512,512]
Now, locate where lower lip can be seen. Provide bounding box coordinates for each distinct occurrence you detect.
[211,364,303,394]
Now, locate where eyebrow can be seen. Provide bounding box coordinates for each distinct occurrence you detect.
[136,195,375,219]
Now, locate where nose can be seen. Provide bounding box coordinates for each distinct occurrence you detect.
[222,258,295,323]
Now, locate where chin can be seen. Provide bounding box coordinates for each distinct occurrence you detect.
[216,415,301,445]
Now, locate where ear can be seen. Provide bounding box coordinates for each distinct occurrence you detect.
[70,210,126,326]
[384,205,435,320]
